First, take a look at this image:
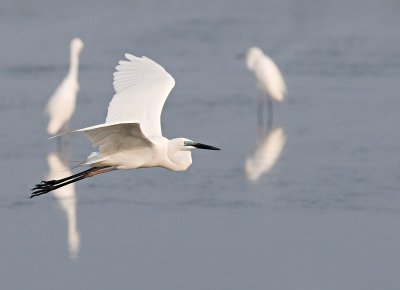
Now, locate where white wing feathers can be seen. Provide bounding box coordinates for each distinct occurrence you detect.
[72,122,153,155]
[106,53,175,138]
[53,53,175,157]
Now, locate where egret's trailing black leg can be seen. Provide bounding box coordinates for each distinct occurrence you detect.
[31,174,89,198]
[34,167,95,189]
[30,166,115,198]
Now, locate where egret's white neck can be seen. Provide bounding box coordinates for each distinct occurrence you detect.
[166,138,193,171]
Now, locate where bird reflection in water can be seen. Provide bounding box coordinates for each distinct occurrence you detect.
[46,152,80,260]
[245,126,287,182]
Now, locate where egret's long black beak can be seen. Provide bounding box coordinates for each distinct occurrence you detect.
[193,143,220,150]
[185,141,220,150]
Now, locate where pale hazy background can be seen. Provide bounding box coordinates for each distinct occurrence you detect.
[1,0,400,289]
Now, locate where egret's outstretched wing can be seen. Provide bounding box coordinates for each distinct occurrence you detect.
[57,122,153,155]
[77,122,153,154]
[106,53,175,139]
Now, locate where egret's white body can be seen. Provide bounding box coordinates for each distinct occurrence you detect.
[46,38,84,135]
[245,127,286,181]
[71,54,209,171]
[31,53,219,198]
[245,47,287,103]
[76,123,193,171]
[47,152,80,259]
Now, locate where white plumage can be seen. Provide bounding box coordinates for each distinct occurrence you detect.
[245,47,287,103]
[107,54,175,137]
[31,52,220,198]
[67,53,219,171]
[70,54,183,170]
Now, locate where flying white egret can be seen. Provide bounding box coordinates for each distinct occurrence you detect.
[31,53,220,198]
[46,38,84,151]
[244,47,287,126]
[245,127,286,181]
[47,152,80,259]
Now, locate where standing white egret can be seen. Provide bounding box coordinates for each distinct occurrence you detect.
[245,127,286,182]
[46,38,84,151]
[31,53,220,198]
[244,47,287,126]
[47,152,80,259]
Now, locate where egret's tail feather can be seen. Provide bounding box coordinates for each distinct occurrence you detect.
[80,152,108,166]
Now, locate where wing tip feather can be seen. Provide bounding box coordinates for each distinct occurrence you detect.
[125,53,142,61]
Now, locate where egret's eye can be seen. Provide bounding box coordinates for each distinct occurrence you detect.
[184,141,194,146]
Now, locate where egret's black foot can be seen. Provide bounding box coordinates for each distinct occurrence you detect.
[30,189,48,198]
[31,180,57,190]
[40,180,57,186]
[31,181,52,191]
[30,181,55,198]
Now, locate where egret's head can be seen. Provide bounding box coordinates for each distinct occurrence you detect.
[71,38,84,54]
[167,138,220,171]
[181,139,221,151]
[245,47,264,70]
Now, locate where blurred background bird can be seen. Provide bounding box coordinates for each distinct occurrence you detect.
[46,38,84,153]
[244,47,287,127]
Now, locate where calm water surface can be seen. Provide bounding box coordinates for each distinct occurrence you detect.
[0,0,400,289]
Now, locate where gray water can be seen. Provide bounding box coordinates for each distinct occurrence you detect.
[1,0,400,289]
